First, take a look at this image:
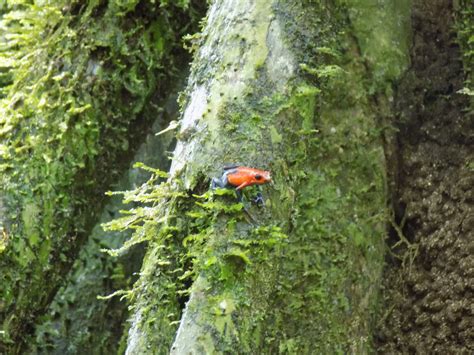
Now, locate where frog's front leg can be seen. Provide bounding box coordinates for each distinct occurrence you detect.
[252,186,265,207]
[235,188,243,203]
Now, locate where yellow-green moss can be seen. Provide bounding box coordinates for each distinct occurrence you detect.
[0,0,204,351]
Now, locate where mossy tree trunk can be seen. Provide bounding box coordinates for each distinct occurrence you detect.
[0,1,205,353]
[29,90,181,354]
[1,0,470,353]
[116,1,411,353]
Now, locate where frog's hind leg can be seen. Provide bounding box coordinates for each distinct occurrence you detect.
[235,188,243,202]
[211,178,219,189]
[211,173,229,189]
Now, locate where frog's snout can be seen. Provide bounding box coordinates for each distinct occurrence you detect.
[264,171,272,183]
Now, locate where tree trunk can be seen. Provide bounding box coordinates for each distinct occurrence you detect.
[0,1,204,353]
[1,0,470,353]
[377,1,474,353]
[29,89,180,354]
[118,0,410,353]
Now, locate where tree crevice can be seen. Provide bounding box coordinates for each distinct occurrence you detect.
[378,0,473,352]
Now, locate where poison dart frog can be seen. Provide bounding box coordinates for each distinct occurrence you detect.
[211,165,272,206]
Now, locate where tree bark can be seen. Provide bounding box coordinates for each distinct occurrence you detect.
[2,0,469,353]
[377,1,474,352]
[121,0,409,353]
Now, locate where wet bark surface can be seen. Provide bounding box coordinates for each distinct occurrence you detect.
[378,0,474,353]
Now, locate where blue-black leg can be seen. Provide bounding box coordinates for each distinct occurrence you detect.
[211,173,229,189]
[235,188,243,202]
[250,186,264,207]
[211,178,219,189]
[253,192,264,207]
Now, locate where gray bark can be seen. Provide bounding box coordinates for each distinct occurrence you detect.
[169,2,294,351]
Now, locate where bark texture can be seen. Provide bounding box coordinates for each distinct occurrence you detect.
[377,0,474,353]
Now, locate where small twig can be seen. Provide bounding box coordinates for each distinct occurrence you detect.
[389,211,419,272]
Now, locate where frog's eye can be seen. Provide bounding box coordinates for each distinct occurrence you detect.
[255,174,262,180]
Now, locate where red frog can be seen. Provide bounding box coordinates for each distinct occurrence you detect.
[211,165,271,205]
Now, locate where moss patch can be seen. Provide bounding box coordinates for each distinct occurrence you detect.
[0,0,204,351]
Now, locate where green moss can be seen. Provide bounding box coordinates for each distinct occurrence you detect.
[29,104,180,353]
[455,1,474,99]
[341,0,412,94]
[0,0,204,351]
